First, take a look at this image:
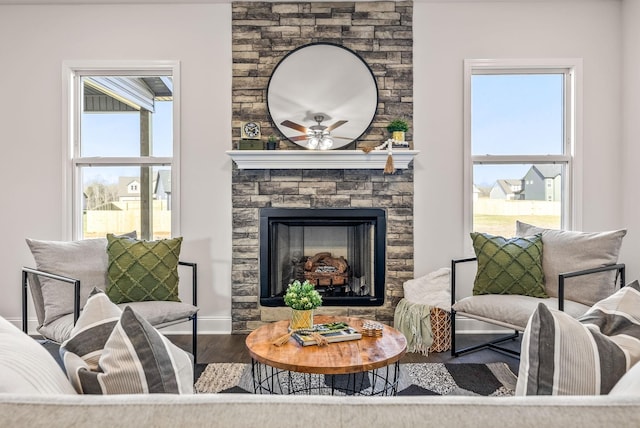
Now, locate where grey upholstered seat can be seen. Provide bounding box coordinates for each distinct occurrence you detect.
[36,299,198,344]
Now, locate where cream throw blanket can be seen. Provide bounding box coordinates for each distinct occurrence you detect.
[393,268,451,355]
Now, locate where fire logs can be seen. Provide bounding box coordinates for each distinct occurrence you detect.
[304,252,349,286]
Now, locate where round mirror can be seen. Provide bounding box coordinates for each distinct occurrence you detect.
[267,43,378,150]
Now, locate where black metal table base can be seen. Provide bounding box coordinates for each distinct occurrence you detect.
[251,359,401,396]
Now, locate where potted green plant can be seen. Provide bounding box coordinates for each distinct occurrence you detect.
[284,280,322,329]
[386,119,409,141]
[266,135,278,150]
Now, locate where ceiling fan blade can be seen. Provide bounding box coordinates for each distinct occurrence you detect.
[332,136,353,140]
[326,120,348,132]
[289,135,309,141]
[280,120,308,133]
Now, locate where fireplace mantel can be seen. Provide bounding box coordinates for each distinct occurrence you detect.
[227,149,419,170]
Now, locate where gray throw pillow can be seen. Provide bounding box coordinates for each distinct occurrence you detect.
[515,221,626,306]
[26,238,110,325]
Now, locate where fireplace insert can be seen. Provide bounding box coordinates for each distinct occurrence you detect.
[259,208,386,307]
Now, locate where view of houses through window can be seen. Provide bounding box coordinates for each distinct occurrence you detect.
[74,73,174,240]
[473,163,563,236]
[468,64,574,237]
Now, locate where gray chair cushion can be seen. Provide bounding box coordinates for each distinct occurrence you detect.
[119,301,198,327]
[37,301,198,344]
[37,313,76,344]
[453,294,590,331]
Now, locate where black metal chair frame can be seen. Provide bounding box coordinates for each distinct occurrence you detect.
[450,258,626,358]
[22,261,198,367]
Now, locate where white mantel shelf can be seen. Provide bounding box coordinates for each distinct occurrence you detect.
[226,149,419,170]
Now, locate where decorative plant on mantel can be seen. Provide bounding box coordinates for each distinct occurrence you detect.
[266,135,278,150]
[386,119,409,133]
[386,119,409,142]
[284,280,322,330]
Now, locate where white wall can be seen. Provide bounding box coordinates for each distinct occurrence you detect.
[622,0,640,282]
[0,4,233,333]
[0,0,632,333]
[413,0,625,283]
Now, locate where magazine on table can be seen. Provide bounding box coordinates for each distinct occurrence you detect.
[291,322,362,347]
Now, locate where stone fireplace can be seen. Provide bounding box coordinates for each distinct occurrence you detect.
[231,1,414,333]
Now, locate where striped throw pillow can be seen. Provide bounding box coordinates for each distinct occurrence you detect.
[516,280,640,395]
[69,306,193,394]
[60,288,121,372]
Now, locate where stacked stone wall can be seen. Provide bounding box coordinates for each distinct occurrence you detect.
[231,2,414,332]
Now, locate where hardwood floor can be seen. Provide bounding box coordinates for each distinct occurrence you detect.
[171,333,521,374]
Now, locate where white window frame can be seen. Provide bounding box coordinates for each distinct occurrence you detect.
[62,60,181,240]
[463,58,583,254]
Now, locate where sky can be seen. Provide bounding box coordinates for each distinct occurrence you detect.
[471,73,564,186]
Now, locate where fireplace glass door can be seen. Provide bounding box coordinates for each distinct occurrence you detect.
[260,208,386,307]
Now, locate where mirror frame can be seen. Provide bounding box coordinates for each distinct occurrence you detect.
[266,42,379,150]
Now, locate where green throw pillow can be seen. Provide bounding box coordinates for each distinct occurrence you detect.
[471,232,547,298]
[106,234,183,304]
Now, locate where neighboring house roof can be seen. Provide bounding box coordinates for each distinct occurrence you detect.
[476,185,492,198]
[530,164,562,179]
[495,179,523,195]
[117,176,140,199]
[93,202,123,211]
[154,170,171,194]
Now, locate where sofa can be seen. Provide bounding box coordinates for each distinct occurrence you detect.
[2,313,640,428]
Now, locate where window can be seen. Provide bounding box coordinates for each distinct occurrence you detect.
[464,59,582,246]
[64,62,180,241]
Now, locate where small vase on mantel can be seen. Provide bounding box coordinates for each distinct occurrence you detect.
[290,309,314,330]
[392,131,405,142]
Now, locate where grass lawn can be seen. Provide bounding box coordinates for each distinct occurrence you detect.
[474,215,560,236]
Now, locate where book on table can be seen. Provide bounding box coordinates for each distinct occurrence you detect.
[292,323,362,347]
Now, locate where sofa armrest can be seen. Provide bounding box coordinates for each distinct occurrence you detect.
[21,267,81,333]
[557,263,625,311]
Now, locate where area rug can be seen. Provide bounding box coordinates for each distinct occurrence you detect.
[195,362,517,396]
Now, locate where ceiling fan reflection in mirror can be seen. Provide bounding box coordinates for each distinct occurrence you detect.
[280,114,349,150]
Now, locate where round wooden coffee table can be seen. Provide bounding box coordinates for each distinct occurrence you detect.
[245,315,407,395]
